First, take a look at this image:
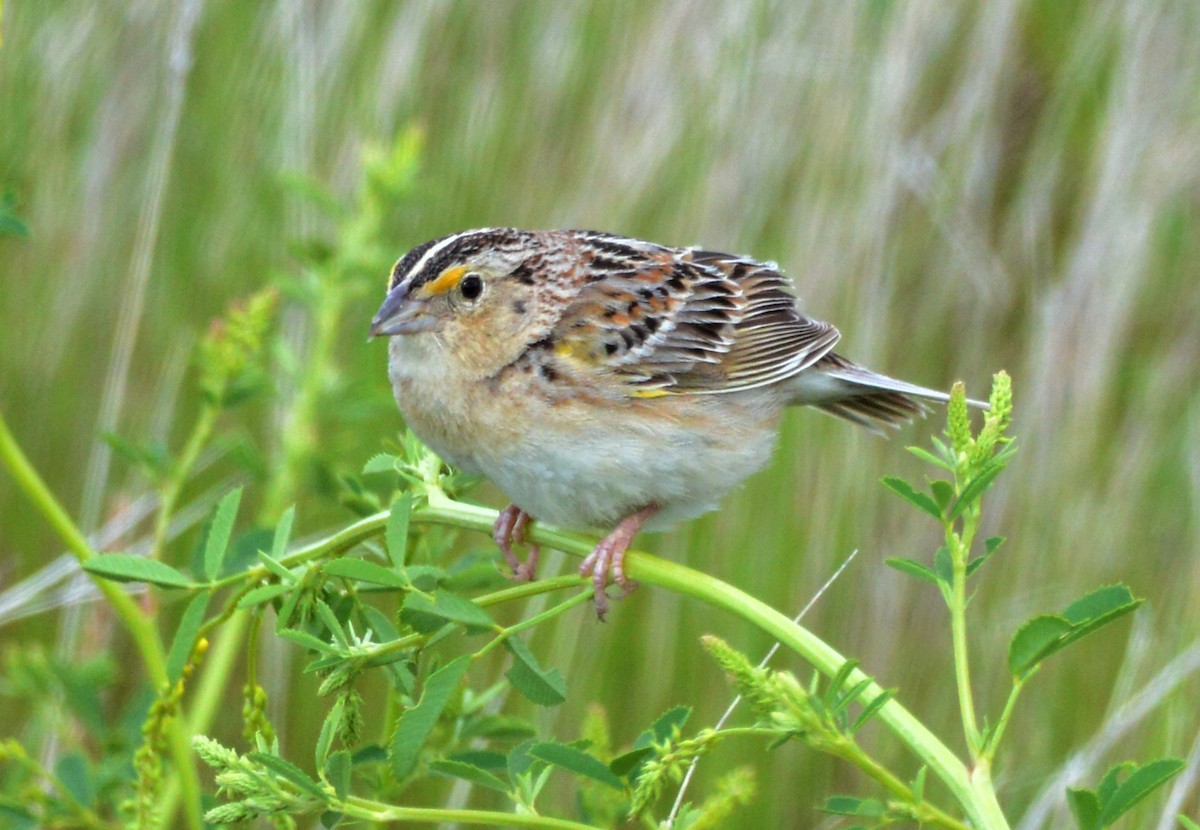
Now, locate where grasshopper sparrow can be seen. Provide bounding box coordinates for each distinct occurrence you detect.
[371,228,964,618]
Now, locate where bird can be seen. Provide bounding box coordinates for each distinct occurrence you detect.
[370,228,967,619]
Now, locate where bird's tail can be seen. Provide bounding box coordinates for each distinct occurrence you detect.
[786,353,986,433]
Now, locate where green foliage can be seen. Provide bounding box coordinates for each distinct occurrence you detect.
[81,554,195,589]
[1067,760,1185,830]
[1008,586,1142,680]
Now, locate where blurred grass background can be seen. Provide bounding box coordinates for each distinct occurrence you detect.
[2,1,1199,826]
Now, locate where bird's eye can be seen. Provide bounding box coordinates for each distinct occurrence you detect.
[459,273,483,301]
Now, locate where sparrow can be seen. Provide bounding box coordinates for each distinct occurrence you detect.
[370,228,964,619]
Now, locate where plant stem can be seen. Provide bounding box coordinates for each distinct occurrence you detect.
[474,589,594,658]
[151,403,217,561]
[340,795,598,829]
[406,497,1009,830]
[948,529,980,754]
[0,411,204,830]
[984,678,1025,763]
[821,735,970,830]
[193,493,1005,825]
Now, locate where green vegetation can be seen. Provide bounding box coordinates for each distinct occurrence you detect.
[2,2,1198,827]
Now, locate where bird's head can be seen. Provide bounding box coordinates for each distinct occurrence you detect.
[370,228,558,379]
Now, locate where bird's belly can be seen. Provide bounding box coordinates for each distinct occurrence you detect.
[478,397,781,531]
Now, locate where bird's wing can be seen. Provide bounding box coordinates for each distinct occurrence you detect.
[550,244,840,396]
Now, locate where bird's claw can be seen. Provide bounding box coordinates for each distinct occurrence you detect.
[493,505,539,582]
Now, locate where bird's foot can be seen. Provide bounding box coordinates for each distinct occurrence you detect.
[579,504,659,621]
[493,504,539,582]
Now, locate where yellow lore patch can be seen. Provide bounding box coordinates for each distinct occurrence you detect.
[420,265,470,297]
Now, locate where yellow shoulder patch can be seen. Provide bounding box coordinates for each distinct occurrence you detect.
[631,387,671,399]
[419,265,469,297]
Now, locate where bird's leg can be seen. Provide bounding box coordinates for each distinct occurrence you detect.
[493,504,539,582]
[579,504,660,621]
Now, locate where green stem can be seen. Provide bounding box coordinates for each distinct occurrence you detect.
[815,732,967,830]
[948,530,979,754]
[984,678,1024,763]
[340,795,597,829]
[968,758,1010,829]
[135,479,1008,827]
[406,497,1008,830]
[0,411,204,830]
[474,589,594,658]
[151,403,217,561]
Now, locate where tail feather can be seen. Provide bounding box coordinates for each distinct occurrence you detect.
[787,353,986,434]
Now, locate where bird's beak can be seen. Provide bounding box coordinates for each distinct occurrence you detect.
[369,284,438,338]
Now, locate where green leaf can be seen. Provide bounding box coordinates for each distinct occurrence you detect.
[529,742,624,790]
[948,463,1005,520]
[967,535,1006,577]
[237,583,289,609]
[609,747,655,778]
[448,750,508,769]
[461,715,536,742]
[881,476,942,519]
[612,706,695,779]
[930,479,955,510]
[204,487,243,581]
[911,766,927,803]
[507,738,540,779]
[850,688,894,734]
[1009,585,1142,678]
[1008,615,1075,678]
[933,546,953,586]
[323,558,407,588]
[55,752,92,806]
[504,637,566,706]
[1062,584,1141,627]
[647,705,692,745]
[386,493,412,568]
[272,505,295,561]
[430,759,509,793]
[360,604,401,644]
[101,431,168,477]
[248,751,326,800]
[83,553,194,589]
[258,549,294,581]
[907,445,954,471]
[362,453,399,475]
[1067,787,1101,830]
[166,593,210,682]
[1178,817,1200,830]
[324,750,352,800]
[314,600,349,648]
[402,590,494,631]
[820,795,886,816]
[828,659,859,703]
[1097,758,1184,825]
[278,628,336,654]
[390,656,470,779]
[885,557,939,585]
[315,695,346,767]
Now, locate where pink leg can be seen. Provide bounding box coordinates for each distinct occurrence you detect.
[578,504,660,621]
[493,504,539,582]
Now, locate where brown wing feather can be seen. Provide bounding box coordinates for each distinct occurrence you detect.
[551,240,839,396]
